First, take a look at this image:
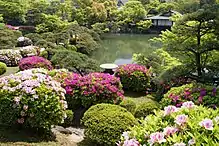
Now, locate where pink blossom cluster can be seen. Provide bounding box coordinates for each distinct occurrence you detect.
[19,56,53,71]
[164,105,178,116]
[199,119,214,130]
[0,69,67,124]
[115,64,149,75]
[64,72,124,106]
[167,86,218,108]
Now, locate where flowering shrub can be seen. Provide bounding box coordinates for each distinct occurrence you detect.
[119,102,219,146]
[82,104,137,145]
[115,64,151,92]
[64,72,124,108]
[19,56,53,71]
[0,69,67,131]
[0,62,6,75]
[19,46,40,57]
[161,83,219,108]
[0,49,22,66]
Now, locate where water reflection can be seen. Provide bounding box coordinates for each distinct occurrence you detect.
[92,34,160,65]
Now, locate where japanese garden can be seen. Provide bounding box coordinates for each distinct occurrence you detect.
[0,0,219,145]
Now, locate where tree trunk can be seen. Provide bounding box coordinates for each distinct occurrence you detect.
[196,53,202,77]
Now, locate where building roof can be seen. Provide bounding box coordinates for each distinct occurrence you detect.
[146,15,170,20]
[145,10,182,20]
[117,0,128,7]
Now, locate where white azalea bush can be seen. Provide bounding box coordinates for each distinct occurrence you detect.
[118,101,219,146]
[0,69,67,131]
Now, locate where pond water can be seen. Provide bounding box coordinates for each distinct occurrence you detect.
[92,34,160,65]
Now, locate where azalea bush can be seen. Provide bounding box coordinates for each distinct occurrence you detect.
[119,102,219,146]
[0,49,22,66]
[161,83,219,108]
[0,62,6,75]
[64,72,124,108]
[0,69,67,131]
[82,104,137,146]
[19,56,53,71]
[115,64,151,92]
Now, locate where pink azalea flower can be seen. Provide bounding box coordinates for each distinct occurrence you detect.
[175,114,188,126]
[199,119,214,130]
[122,139,140,146]
[174,142,186,146]
[164,105,178,116]
[23,105,28,111]
[163,126,178,136]
[149,132,166,145]
[188,139,196,146]
[181,101,195,109]
[17,118,25,124]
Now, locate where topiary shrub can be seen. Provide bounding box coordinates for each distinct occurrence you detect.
[64,73,124,108]
[134,100,159,119]
[0,62,6,75]
[0,49,22,66]
[119,102,219,146]
[0,69,67,131]
[115,64,151,92]
[120,99,136,115]
[82,104,137,146]
[161,83,219,108]
[19,56,53,71]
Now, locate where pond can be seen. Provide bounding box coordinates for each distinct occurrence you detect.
[92,34,160,65]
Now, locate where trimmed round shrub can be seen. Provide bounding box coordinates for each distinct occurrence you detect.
[119,102,219,146]
[115,64,151,92]
[19,56,53,71]
[120,99,136,115]
[134,100,159,118]
[82,104,137,146]
[64,73,124,108]
[0,69,67,131]
[0,62,6,75]
[161,83,219,108]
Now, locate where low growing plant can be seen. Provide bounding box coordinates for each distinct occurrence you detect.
[115,64,151,92]
[0,69,67,131]
[161,83,219,108]
[19,56,53,71]
[119,102,219,146]
[64,73,124,108]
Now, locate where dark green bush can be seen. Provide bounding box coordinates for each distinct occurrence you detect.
[134,100,159,118]
[119,99,136,115]
[0,62,6,75]
[82,104,137,146]
[61,110,74,127]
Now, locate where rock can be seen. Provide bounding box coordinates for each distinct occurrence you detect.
[52,126,72,135]
[66,127,85,143]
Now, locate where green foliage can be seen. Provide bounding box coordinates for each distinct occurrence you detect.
[136,20,152,31]
[119,104,219,146]
[61,110,74,127]
[51,50,100,75]
[134,99,159,118]
[120,99,137,114]
[0,28,22,49]
[36,14,69,33]
[91,22,109,34]
[0,69,67,131]
[0,62,6,75]
[82,104,137,146]
[0,0,27,24]
[115,64,151,92]
[154,3,219,78]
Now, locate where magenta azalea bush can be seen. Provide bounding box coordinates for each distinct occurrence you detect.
[64,72,124,108]
[0,69,67,131]
[115,64,151,92]
[118,102,219,146]
[161,83,219,108]
[19,56,53,71]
